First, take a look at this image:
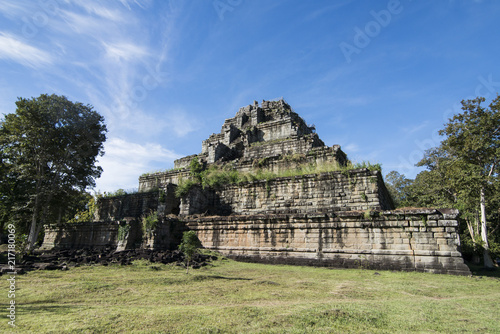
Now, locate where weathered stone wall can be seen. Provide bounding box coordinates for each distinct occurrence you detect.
[95,191,159,221]
[41,217,187,251]
[196,99,317,165]
[41,222,119,250]
[95,186,180,221]
[251,119,304,143]
[185,209,470,275]
[139,170,191,192]
[140,145,347,193]
[173,154,199,169]
[242,136,324,161]
[179,169,393,216]
[142,217,188,250]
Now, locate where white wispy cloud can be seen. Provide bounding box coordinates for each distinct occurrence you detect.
[95,137,181,192]
[71,1,127,22]
[167,111,199,137]
[0,2,23,17]
[343,143,360,153]
[0,32,53,68]
[46,1,171,138]
[58,9,122,36]
[102,42,149,62]
[118,0,152,11]
[0,1,183,190]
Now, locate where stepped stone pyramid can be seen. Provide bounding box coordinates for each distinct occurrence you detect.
[139,99,348,193]
[42,99,471,275]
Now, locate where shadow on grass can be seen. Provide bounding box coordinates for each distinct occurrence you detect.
[18,304,86,315]
[465,262,500,278]
[194,275,252,281]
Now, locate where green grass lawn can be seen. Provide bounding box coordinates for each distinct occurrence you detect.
[1,254,499,333]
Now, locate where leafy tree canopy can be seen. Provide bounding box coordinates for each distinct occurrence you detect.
[385,95,500,267]
[178,230,202,274]
[0,94,107,250]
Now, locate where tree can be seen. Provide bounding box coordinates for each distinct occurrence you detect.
[388,96,500,267]
[0,94,107,251]
[414,147,466,208]
[385,171,415,207]
[413,147,488,263]
[439,96,500,268]
[178,230,202,274]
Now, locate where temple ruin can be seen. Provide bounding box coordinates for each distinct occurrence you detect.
[42,99,471,275]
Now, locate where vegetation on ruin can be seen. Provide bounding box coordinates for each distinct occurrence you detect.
[140,167,183,178]
[385,95,500,267]
[117,223,130,241]
[249,137,291,148]
[101,188,140,198]
[67,194,99,223]
[3,256,499,333]
[175,159,381,198]
[141,210,159,238]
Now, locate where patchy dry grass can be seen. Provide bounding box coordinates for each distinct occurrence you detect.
[1,255,499,333]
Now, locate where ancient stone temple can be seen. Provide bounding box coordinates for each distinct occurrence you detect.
[42,99,471,275]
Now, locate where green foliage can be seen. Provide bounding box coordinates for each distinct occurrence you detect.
[440,96,500,172]
[142,211,158,238]
[385,171,417,208]
[102,188,139,198]
[68,194,98,223]
[173,160,383,198]
[141,167,182,178]
[175,178,199,198]
[178,230,202,273]
[353,161,382,172]
[384,95,500,265]
[158,189,166,202]
[117,223,130,241]
[0,94,107,250]
[281,153,306,163]
[189,156,204,182]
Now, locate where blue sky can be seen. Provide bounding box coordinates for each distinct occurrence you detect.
[1,0,500,192]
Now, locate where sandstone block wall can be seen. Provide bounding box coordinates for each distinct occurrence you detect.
[142,217,187,250]
[139,170,191,192]
[41,222,119,250]
[95,191,159,221]
[139,144,347,193]
[179,169,393,216]
[42,217,187,251]
[185,209,470,275]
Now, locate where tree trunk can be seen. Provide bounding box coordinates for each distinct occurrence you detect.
[27,199,39,252]
[465,218,475,243]
[27,171,43,252]
[480,186,495,268]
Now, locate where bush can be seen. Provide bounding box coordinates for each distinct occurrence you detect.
[175,178,199,198]
[142,211,158,238]
[178,230,202,274]
[189,157,204,182]
[117,224,130,241]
